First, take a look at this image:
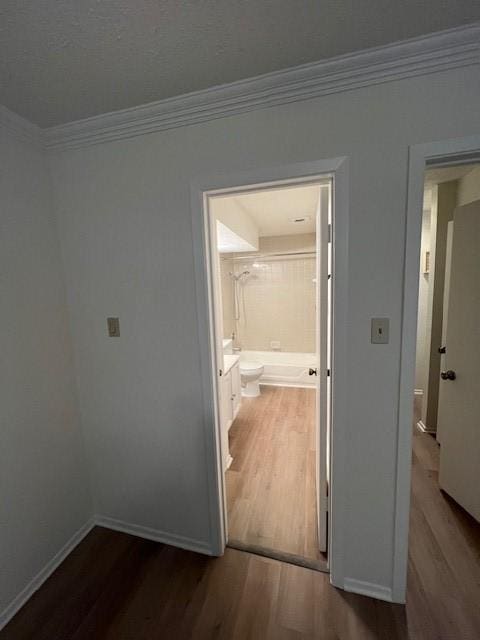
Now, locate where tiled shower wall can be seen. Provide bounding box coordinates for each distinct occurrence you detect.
[220,256,235,339]
[220,234,316,353]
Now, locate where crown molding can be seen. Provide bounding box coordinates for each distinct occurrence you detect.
[38,22,479,151]
[0,104,42,148]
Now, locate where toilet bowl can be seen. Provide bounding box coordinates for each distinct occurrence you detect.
[239,360,264,397]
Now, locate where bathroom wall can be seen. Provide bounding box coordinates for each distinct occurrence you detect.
[219,255,235,338]
[226,233,316,353]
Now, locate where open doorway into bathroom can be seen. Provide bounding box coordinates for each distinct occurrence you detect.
[206,177,332,571]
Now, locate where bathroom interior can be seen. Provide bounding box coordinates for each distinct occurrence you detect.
[209,181,330,569]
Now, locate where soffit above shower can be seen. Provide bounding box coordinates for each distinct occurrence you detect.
[216,221,257,253]
[227,184,320,237]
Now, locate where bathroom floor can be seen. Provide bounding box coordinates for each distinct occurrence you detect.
[225,385,327,570]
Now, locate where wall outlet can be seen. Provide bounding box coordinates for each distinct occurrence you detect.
[371,317,389,344]
[270,341,281,351]
[107,317,120,337]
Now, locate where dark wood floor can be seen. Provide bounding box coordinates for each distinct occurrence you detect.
[226,385,326,569]
[2,399,480,639]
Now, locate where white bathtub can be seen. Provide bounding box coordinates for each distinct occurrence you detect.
[239,350,316,388]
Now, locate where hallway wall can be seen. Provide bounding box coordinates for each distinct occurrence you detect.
[48,63,480,600]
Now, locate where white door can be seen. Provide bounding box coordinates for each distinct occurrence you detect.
[315,184,330,551]
[438,200,480,522]
[436,220,453,445]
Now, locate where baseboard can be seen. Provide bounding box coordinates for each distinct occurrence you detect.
[343,577,394,603]
[1,515,213,630]
[416,420,437,434]
[94,515,213,556]
[414,389,424,396]
[260,381,315,389]
[0,518,95,631]
[227,538,329,573]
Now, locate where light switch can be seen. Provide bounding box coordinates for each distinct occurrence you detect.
[371,317,389,344]
[107,317,120,337]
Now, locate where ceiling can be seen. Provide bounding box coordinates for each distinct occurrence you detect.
[229,184,320,237]
[1,2,479,128]
[424,164,478,187]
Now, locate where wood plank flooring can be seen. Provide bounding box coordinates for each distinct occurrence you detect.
[225,385,326,569]
[2,397,480,639]
[407,411,480,639]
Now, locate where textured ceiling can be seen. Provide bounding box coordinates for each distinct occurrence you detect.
[1,1,480,128]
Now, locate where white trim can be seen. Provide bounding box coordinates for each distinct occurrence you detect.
[44,23,480,151]
[190,156,349,591]
[0,104,43,148]
[261,381,315,389]
[95,515,213,555]
[394,134,480,604]
[416,420,437,434]
[414,388,424,396]
[343,578,393,603]
[0,518,95,631]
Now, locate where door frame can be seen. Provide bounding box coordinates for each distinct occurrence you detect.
[191,157,349,588]
[395,134,480,602]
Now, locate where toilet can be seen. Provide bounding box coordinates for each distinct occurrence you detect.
[239,360,264,397]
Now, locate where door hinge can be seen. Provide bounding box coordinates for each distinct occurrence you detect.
[327,224,332,243]
[327,368,331,377]
[219,369,223,377]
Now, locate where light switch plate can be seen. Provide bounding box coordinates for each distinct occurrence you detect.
[371,317,389,344]
[107,317,120,337]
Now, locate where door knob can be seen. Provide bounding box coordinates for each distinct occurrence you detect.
[440,370,456,380]
[438,346,446,354]
[309,368,318,376]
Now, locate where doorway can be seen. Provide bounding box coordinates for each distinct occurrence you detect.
[412,161,480,518]
[405,158,480,625]
[204,177,332,571]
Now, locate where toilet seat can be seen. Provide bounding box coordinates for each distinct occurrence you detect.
[240,360,263,372]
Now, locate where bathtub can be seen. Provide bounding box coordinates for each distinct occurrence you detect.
[239,350,316,388]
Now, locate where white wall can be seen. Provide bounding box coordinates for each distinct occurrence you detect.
[49,64,480,596]
[415,208,431,391]
[457,165,480,205]
[0,124,92,618]
[219,256,235,339]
